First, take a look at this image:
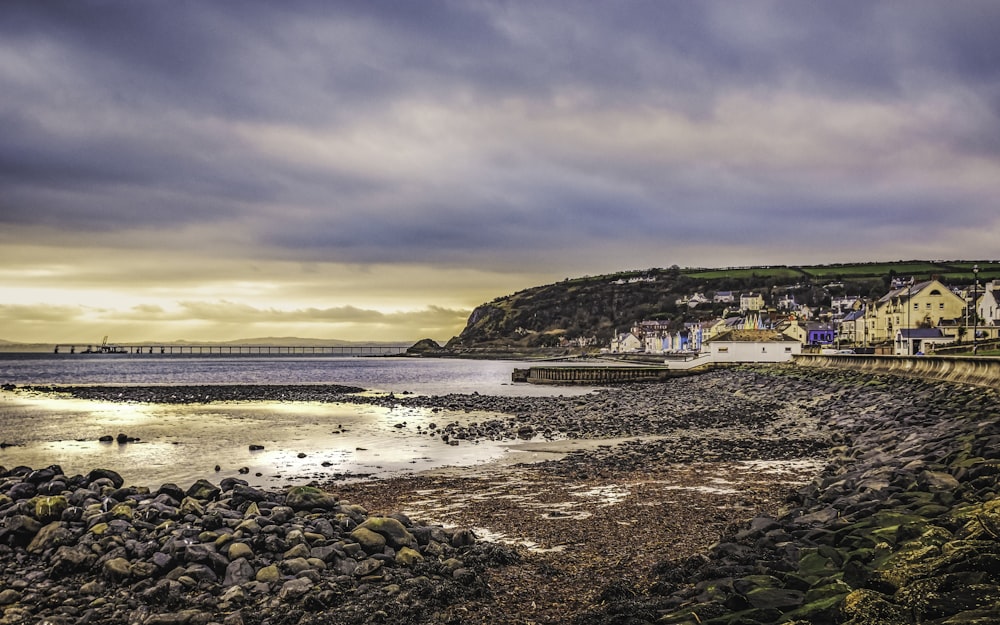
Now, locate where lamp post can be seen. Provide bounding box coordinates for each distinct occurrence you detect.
[973,264,980,354]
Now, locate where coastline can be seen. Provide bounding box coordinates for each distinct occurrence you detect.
[3,366,999,623]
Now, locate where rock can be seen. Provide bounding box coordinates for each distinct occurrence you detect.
[279,577,313,601]
[0,589,21,605]
[255,564,280,583]
[49,544,97,576]
[5,514,41,538]
[283,543,310,560]
[350,527,387,554]
[227,542,253,561]
[86,468,124,488]
[34,495,69,522]
[186,479,221,501]
[27,521,74,554]
[357,516,417,549]
[450,528,477,548]
[281,557,312,575]
[396,546,424,566]
[103,557,132,580]
[7,481,36,500]
[224,558,255,587]
[157,483,186,502]
[284,485,338,510]
[355,558,383,577]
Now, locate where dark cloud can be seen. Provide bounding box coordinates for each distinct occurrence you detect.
[1,0,999,274]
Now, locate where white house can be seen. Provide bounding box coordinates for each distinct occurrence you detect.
[687,292,711,308]
[979,280,1000,327]
[609,332,642,353]
[703,329,801,363]
[776,294,797,311]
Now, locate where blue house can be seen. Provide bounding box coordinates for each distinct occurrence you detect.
[806,322,836,345]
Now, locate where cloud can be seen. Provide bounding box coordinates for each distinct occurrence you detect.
[1,1,999,342]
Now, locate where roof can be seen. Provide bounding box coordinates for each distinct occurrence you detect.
[842,309,866,322]
[706,329,800,343]
[876,279,959,309]
[897,328,947,339]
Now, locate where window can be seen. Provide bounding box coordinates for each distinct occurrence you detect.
[784,347,793,353]
[939,303,944,310]
[926,303,931,310]
[914,303,919,311]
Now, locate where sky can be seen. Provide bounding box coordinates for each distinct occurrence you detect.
[2,1,1000,344]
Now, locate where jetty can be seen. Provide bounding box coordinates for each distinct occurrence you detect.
[52,344,409,356]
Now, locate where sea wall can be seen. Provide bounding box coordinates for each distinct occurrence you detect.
[512,365,707,384]
[793,354,1000,390]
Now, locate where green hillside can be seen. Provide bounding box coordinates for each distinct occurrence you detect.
[446,260,999,349]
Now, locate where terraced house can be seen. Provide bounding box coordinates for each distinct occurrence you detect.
[865,279,966,344]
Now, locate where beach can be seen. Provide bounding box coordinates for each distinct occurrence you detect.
[3,366,999,624]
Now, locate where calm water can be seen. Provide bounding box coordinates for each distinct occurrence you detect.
[0,354,596,490]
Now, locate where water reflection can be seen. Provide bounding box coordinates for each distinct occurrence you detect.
[0,395,510,490]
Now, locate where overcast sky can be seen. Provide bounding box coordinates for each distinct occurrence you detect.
[2,1,999,343]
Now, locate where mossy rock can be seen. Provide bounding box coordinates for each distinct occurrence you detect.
[395,546,423,566]
[285,485,339,510]
[110,503,133,520]
[350,527,386,554]
[357,516,417,549]
[33,495,69,523]
[839,589,907,625]
[872,543,941,590]
[797,548,841,581]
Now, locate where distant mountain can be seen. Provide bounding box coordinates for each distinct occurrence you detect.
[446,260,996,350]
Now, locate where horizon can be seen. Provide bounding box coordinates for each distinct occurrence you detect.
[3,3,1000,344]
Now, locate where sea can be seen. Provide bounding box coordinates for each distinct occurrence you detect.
[0,354,596,491]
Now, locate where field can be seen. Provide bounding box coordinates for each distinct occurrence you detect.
[683,260,1000,283]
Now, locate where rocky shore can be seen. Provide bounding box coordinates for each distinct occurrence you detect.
[3,366,1000,623]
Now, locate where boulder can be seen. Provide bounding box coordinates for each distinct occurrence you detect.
[227,542,253,561]
[279,577,314,601]
[284,485,338,511]
[103,557,133,580]
[358,516,417,549]
[86,469,124,489]
[26,521,74,554]
[185,479,221,501]
[223,558,255,587]
[33,495,69,523]
[350,527,386,554]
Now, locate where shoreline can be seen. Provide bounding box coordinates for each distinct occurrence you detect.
[3,366,998,623]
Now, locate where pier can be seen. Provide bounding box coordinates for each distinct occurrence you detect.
[52,344,409,356]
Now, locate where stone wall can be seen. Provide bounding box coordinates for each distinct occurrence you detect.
[793,354,1000,390]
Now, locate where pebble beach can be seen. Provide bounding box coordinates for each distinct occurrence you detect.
[2,365,999,624]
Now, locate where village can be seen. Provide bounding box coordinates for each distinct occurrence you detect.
[606,275,1000,361]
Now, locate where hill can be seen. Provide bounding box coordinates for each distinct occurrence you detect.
[446,260,998,350]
